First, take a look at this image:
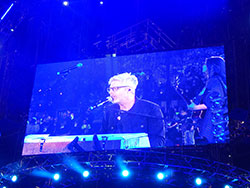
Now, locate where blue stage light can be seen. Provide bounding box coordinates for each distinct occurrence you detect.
[100,1,104,5]
[121,170,129,177]
[195,177,202,186]
[62,1,69,6]
[76,63,83,67]
[156,172,164,180]
[231,178,238,182]
[11,175,17,182]
[224,185,232,188]
[53,173,60,181]
[82,170,90,178]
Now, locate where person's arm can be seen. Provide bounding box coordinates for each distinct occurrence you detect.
[187,101,207,110]
[148,105,166,147]
[101,105,119,133]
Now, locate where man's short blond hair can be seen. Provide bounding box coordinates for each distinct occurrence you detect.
[108,72,138,91]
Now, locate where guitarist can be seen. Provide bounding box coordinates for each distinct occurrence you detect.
[173,73,204,145]
[187,56,228,143]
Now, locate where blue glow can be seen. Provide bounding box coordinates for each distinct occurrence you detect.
[164,169,173,178]
[156,172,164,180]
[31,169,62,181]
[82,170,90,178]
[100,1,104,5]
[64,157,85,174]
[121,170,129,177]
[11,175,17,182]
[231,179,238,182]
[53,173,60,181]
[202,64,207,73]
[116,156,126,170]
[195,177,202,186]
[224,185,232,188]
[32,169,52,178]
[77,63,83,67]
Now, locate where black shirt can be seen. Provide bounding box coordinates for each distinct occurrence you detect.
[102,98,165,147]
[199,75,228,143]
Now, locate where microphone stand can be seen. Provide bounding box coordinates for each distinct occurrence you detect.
[57,63,83,77]
[87,97,112,111]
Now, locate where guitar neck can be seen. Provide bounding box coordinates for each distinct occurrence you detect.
[175,87,192,105]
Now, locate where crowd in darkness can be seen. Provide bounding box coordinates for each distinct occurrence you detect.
[26,110,93,136]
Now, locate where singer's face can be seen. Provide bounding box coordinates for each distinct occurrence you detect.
[108,81,129,104]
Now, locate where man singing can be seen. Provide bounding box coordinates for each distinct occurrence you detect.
[102,72,165,147]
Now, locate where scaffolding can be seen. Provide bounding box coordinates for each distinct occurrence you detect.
[93,19,176,56]
[1,148,249,187]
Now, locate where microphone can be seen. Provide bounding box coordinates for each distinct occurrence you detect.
[57,63,83,75]
[88,97,113,110]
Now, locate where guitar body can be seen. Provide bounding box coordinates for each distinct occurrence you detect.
[169,76,206,145]
[174,83,205,121]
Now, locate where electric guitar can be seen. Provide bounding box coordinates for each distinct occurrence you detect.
[173,76,205,121]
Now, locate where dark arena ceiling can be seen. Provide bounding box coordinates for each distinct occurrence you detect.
[0,0,233,63]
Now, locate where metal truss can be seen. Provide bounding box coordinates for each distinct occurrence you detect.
[93,19,176,56]
[1,148,250,187]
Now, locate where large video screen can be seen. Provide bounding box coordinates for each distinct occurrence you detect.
[22,46,229,155]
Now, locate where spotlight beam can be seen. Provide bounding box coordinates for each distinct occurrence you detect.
[0,2,14,22]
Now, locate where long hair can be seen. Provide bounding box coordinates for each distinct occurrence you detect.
[206,56,226,82]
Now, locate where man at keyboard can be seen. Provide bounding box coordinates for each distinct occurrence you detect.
[102,72,165,147]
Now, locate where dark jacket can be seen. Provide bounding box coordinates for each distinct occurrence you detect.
[102,98,165,147]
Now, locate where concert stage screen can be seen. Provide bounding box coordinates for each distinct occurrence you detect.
[22,46,229,155]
